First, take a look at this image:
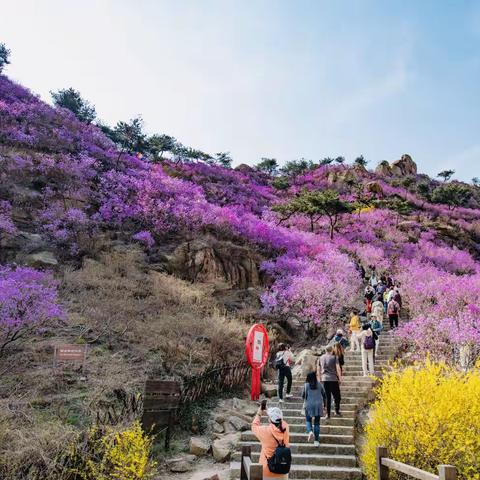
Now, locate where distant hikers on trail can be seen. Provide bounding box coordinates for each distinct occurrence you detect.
[260,262,401,478]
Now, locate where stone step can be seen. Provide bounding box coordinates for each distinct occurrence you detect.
[280,408,356,417]
[237,441,356,456]
[232,451,357,467]
[281,416,354,426]
[255,420,354,434]
[242,431,354,445]
[230,462,363,479]
[270,397,367,407]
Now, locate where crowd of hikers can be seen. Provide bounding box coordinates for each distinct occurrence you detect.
[251,265,403,479]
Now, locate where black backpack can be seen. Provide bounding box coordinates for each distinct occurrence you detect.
[267,433,292,474]
[274,352,285,370]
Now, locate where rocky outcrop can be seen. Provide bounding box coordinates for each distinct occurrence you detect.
[169,237,262,289]
[234,164,255,174]
[375,161,392,176]
[23,251,58,268]
[376,154,417,177]
[365,181,384,196]
[326,168,357,185]
[391,154,417,176]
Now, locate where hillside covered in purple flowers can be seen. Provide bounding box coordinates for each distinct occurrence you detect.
[1,71,480,476]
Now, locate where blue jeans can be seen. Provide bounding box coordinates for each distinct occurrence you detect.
[306,415,320,441]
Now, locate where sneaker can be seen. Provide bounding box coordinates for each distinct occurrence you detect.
[307,431,314,442]
[285,393,293,398]
[335,411,342,417]
[279,398,284,404]
[314,440,320,447]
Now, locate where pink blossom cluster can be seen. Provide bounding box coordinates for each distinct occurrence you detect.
[261,248,361,327]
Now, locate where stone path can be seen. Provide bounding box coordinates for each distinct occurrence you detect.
[229,328,400,479]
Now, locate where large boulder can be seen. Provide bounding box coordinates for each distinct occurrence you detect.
[228,415,250,432]
[365,181,384,196]
[190,437,210,456]
[261,383,278,398]
[234,164,255,174]
[292,349,319,378]
[326,168,357,186]
[390,154,417,176]
[23,251,58,268]
[375,161,392,176]
[212,433,241,462]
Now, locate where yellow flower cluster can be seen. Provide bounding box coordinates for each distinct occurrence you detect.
[354,205,375,214]
[362,361,480,480]
[74,421,157,480]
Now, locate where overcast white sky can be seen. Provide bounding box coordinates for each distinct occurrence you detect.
[2,0,480,180]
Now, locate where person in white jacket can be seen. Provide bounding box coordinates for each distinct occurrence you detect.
[371,295,384,324]
[359,325,378,376]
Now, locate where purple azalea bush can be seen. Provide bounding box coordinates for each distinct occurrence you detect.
[0,266,64,354]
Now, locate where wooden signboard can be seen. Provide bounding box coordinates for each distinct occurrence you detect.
[54,344,87,371]
[141,379,181,449]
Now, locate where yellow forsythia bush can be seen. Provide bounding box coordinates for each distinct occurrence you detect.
[73,421,157,480]
[362,361,480,480]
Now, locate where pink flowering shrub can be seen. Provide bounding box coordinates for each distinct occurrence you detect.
[0,200,16,236]
[0,266,64,354]
[394,260,480,364]
[261,248,361,329]
[132,231,155,248]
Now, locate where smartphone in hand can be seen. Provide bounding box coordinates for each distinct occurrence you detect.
[261,400,267,411]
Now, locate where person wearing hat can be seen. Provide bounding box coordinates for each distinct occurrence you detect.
[252,404,290,479]
[329,328,349,350]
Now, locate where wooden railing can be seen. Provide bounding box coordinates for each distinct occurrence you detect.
[179,359,250,406]
[376,447,457,480]
[240,446,263,480]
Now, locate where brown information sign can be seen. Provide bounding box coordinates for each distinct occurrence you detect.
[54,344,87,370]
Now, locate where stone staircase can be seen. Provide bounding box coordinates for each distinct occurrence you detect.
[229,329,400,479]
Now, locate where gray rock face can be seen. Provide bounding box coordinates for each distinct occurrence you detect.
[170,237,262,289]
[23,251,58,268]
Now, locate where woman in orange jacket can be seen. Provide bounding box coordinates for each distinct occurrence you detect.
[252,405,290,479]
